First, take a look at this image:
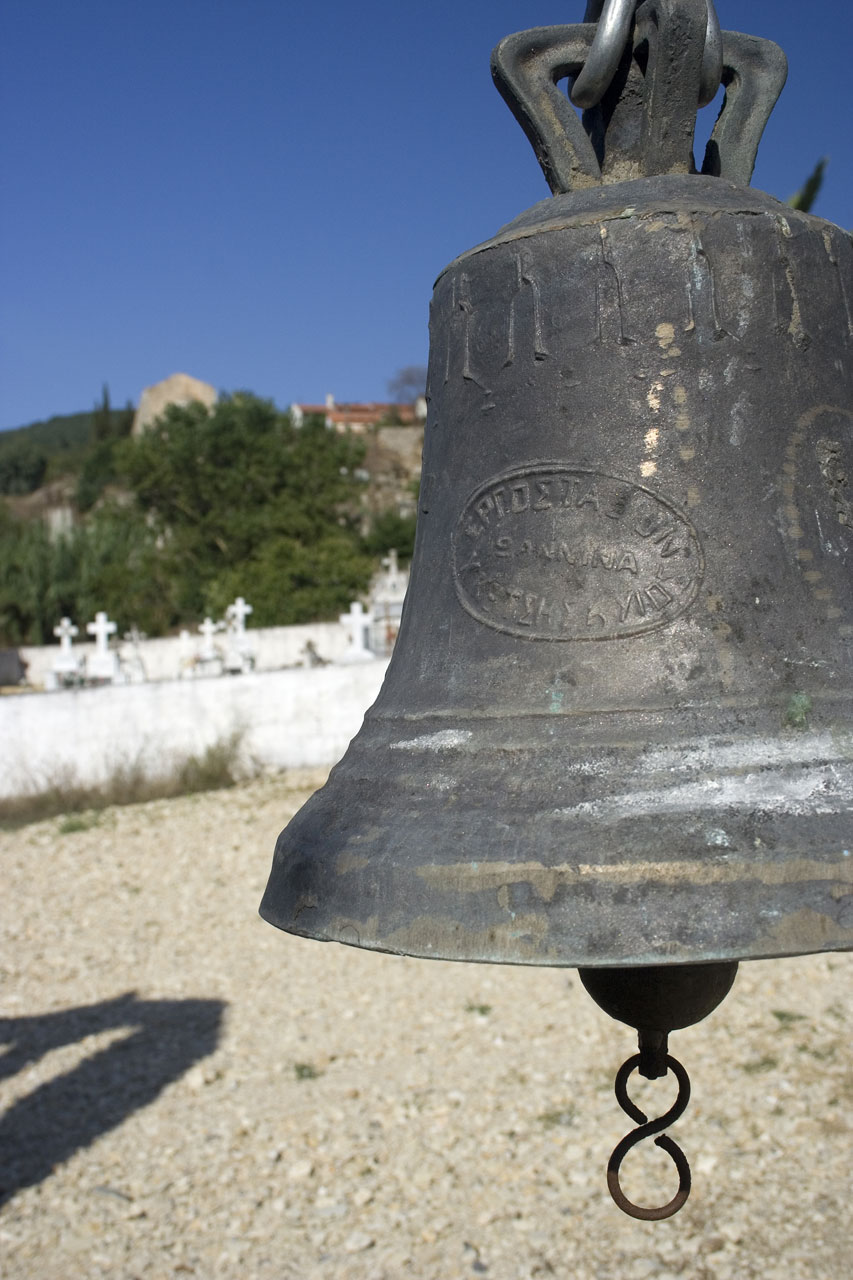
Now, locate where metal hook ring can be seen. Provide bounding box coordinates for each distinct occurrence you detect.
[571,0,637,108]
[571,0,723,110]
[606,1052,692,1220]
[698,1,723,106]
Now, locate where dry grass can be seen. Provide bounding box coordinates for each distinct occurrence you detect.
[0,731,247,829]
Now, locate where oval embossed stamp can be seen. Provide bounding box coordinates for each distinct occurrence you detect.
[452,463,704,640]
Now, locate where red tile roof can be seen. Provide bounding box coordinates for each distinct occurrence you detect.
[292,401,422,430]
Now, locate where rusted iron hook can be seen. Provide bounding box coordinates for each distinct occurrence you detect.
[606,1052,692,1220]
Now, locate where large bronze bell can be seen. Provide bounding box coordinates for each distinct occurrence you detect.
[261,0,853,1219]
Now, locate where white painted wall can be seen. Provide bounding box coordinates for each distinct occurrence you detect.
[0,660,389,800]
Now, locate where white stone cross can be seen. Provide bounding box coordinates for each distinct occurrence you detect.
[223,597,254,672]
[382,549,401,589]
[373,548,408,607]
[198,616,220,661]
[87,611,117,653]
[53,616,78,654]
[226,596,253,634]
[86,611,118,681]
[52,616,81,679]
[339,600,373,662]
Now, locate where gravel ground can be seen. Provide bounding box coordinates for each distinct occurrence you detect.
[1,770,851,1279]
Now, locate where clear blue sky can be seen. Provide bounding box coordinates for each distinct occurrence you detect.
[2,1,851,431]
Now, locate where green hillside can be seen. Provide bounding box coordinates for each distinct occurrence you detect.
[0,398,135,496]
[2,410,96,454]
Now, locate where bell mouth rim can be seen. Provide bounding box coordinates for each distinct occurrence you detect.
[260,699,853,971]
[257,902,853,971]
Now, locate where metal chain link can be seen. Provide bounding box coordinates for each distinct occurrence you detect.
[571,0,723,110]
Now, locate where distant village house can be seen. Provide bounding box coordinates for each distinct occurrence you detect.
[289,393,427,433]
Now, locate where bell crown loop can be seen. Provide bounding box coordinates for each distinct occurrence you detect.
[491,0,787,192]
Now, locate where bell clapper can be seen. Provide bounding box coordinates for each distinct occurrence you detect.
[579,961,738,1218]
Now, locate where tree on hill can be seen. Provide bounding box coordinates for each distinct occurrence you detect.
[0,391,136,500]
[0,441,48,496]
[119,393,376,626]
[387,365,427,403]
[0,505,55,643]
[360,506,417,564]
[76,385,136,510]
[0,501,175,645]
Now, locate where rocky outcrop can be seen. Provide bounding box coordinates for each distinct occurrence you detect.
[361,425,423,518]
[132,373,217,436]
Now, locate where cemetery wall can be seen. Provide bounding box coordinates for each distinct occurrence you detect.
[0,660,389,800]
[19,621,352,688]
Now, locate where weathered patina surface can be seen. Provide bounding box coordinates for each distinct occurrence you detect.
[262,174,853,968]
[261,2,852,974]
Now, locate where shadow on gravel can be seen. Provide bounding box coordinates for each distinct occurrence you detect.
[0,991,225,1205]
